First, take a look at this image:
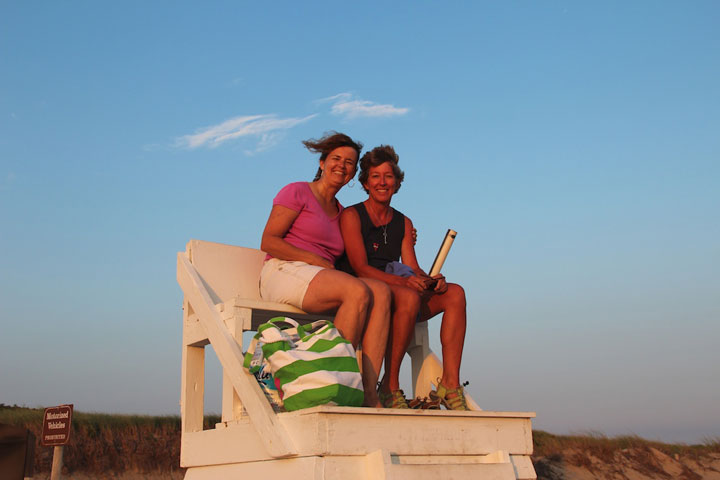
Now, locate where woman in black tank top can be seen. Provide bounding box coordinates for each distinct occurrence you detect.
[339,145,470,410]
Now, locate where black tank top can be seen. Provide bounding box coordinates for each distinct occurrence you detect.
[336,202,405,275]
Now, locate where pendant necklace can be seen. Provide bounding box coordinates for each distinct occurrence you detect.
[368,202,389,245]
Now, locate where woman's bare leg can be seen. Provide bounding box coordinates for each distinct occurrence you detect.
[420,283,467,388]
[356,277,391,406]
[302,270,390,406]
[381,285,421,392]
[302,269,370,347]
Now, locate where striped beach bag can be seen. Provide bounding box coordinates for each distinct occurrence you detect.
[243,317,364,411]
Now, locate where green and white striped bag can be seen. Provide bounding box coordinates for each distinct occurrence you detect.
[243,317,364,411]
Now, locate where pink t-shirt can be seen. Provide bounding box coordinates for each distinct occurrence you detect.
[267,182,345,264]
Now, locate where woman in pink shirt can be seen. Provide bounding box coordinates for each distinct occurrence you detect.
[260,132,390,407]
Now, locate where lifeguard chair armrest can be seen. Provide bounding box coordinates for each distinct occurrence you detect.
[222,296,336,330]
[184,298,336,347]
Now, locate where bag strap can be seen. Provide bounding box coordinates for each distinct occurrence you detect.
[243,329,265,371]
[245,317,301,370]
[297,319,334,340]
[265,316,299,330]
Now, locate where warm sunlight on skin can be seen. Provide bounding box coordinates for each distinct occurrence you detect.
[364,163,397,205]
[320,147,358,189]
[2,2,719,445]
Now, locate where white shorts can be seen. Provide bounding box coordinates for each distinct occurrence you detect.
[259,258,325,309]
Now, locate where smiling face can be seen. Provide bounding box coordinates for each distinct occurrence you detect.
[363,161,398,204]
[319,146,358,187]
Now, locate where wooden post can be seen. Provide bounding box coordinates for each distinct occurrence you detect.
[50,445,64,480]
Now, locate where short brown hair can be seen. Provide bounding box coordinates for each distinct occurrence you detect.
[359,145,405,193]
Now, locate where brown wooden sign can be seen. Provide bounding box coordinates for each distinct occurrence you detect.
[41,405,73,446]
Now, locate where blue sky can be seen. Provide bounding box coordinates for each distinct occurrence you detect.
[1,2,718,444]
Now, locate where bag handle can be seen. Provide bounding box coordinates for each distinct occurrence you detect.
[267,316,300,329]
[296,319,335,340]
[245,317,301,371]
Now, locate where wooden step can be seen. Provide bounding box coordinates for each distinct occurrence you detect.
[182,406,535,467]
[184,450,531,480]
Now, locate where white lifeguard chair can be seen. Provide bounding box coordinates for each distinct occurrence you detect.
[177,239,536,479]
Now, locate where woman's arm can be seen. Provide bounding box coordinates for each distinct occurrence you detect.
[261,205,334,269]
[401,216,447,293]
[340,209,427,291]
[400,216,423,273]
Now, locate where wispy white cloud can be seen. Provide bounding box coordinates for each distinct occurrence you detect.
[174,94,407,152]
[176,113,317,149]
[318,93,409,119]
[244,132,284,156]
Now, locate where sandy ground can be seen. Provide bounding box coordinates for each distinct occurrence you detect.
[536,448,720,480]
[28,472,184,480]
[26,449,720,479]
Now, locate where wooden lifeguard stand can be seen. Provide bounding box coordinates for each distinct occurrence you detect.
[177,239,536,479]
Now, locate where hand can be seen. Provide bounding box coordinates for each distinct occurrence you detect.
[412,227,418,246]
[306,254,335,269]
[403,275,429,292]
[432,274,447,293]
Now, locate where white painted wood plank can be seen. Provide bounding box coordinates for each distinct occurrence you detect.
[184,455,518,480]
[181,421,263,466]
[184,313,209,347]
[408,322,432,398]
[319,413,534,456]
[393,450,510,465]
[392,451,510,465]
[181,414,325,466]
[229,296,308,314]
[187,239,266,304]
[510,455,537,480]
[325,456,516,480]
[480,450,511,464]
[177,252,297,459]
[181,411,533,466]
[181,299,205,434]
[364,450,390,480]
[285,404,534,418]
[391,462,516,480]
[184,456,321,480]
[221,316,244,423]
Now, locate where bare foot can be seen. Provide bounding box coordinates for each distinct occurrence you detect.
[363,394,383,408]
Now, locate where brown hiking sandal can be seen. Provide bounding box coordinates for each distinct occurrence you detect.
[378,388,410,409]
[408,396,441,410]
[429,381,470,411]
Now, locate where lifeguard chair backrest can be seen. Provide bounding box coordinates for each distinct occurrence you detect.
[186,239,266,305]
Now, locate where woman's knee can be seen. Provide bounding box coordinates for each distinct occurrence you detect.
[345,278,372,310]
[446,283,466,308]
[357,278,391,312]
[392,286,422,316]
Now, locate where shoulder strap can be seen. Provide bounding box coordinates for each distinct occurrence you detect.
[390,208,405,240]
[354,203,373,233]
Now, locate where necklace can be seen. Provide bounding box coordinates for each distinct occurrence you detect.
[367,202,390,245]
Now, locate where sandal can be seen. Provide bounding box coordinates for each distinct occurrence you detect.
[378,388,410,409]
[429,379,470,411]
[408,396,441,410]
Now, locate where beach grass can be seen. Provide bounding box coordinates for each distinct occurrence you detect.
[2,403,717,477]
